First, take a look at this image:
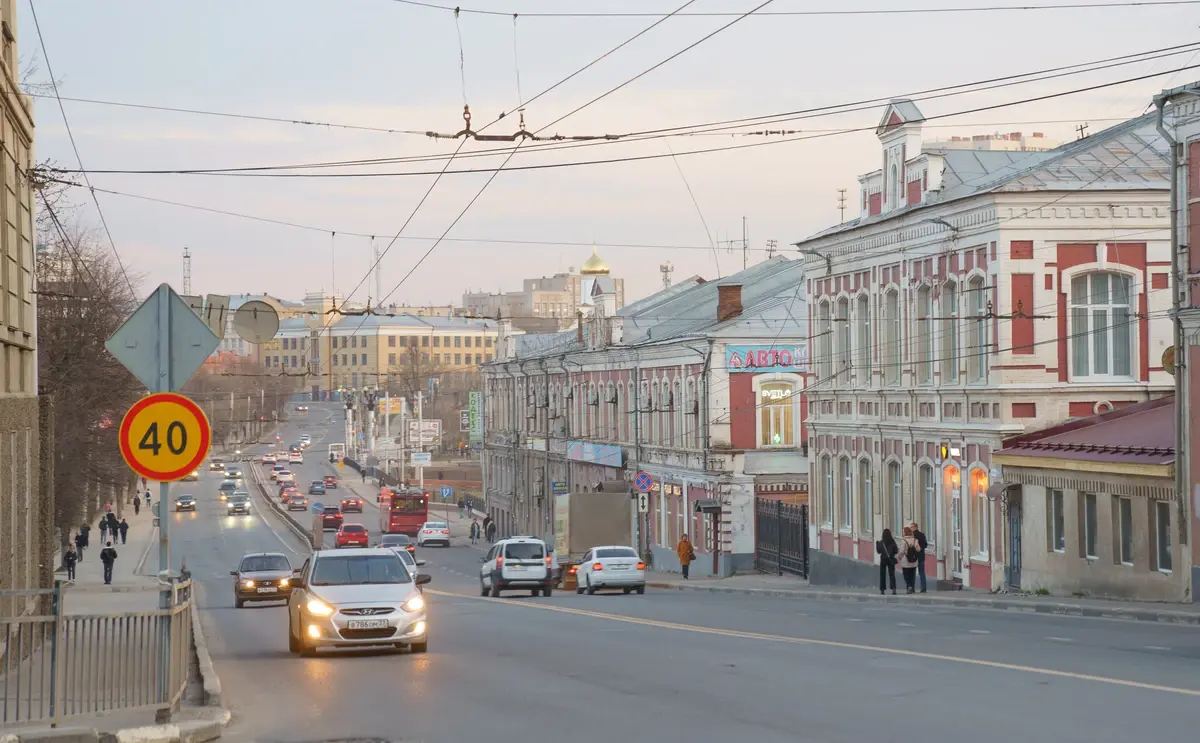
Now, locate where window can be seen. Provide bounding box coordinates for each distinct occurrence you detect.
[1082,493,1098,559]
[1049,489,1065,552]
[476,353,482,364]
[858,459,872,536]
[360,353,367,366]
[1155,501,1172,572]
[433,354,440,363]
[476,335,483,347]
[941,281,959,383]
[884,290,901,386]
[1070,272,1133,379]
[856,294,871,385]
[1116,496,1133,565]
[351,336,358,348]
[388,336,396,347]
[839,458,853,532]
[916,286,933,384]
[759,382,795,447]
[454,353,462,365]
[836,298,851,384]
[421,336,429,347]
[919,465,935,538]
[433,336,441,347]
[822,455,833,527]
[400,337,408,347]
[967,277,987,382]
[970,469,990,558]
[455,336,462,348]
[387,353,396,366]
[888,462,902,534]
[817,302,833,382]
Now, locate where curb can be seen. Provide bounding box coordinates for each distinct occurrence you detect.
[135,527,158,577]
[7,710,231,743]
[645,582,1200,624]
[189,599,222,707]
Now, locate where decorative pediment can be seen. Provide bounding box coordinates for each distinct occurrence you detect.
[876,99,926,138]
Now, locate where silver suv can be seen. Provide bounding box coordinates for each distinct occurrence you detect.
[479,537,552,598]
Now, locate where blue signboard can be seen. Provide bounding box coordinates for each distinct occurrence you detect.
[311,501,324,513]
[440,485,453,499]
[725,344,808,372]
[566,441,623,468]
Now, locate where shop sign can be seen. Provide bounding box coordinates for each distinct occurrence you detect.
[566,441,623,468]
[726,344,808,372]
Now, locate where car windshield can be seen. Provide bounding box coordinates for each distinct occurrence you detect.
[381,535,411,546]
[323,508,341,515]
[596,548,639,559]
[230,495,250,503]
[311,555,411,585]
[240,555,290,572]
[504,543,545,560]
[425,522,448,530]
[396,551,415,566]
[220,481,236,489]
[342,525,366,533]
[178,495,194,502]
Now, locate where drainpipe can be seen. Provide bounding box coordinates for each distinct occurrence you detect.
[1156,95,1189,551]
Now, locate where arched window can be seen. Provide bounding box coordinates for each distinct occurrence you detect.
[856,294,872,386]
[628,381,636,441]
[817,302,833,382]
[821,455,833,527]
[836,297,851,385]
[650,380,660,444]
[919,464,937,544]
[839,457,853,532]
[1070,272,1134,379]
[672,379,682,447]
[916,286,933,384]
[888,461,903,534]
[857,458,873,537]
[970,468,990,559]
[614,382,624,442]
[758,380,797,447]
[889,163,900,205]
[687,376,700,449]
[967,276,988,382]
[941,281,959,383]
[884,289,901,386]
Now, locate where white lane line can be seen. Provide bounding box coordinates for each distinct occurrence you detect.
[846,618,864,622]
[1144,645,1171,651]
[898,622,915,627]
[969,629,990,634]
[1046,636,1074,643]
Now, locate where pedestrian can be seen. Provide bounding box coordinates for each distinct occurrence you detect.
[98,517,108,543]
[470,518,480,545]
[73,531,86,561]
[118,518,129,545]
[361,469,366,483]
[876,528,899,595]
[898,526,920,594]
[910,521,928,593]
[457,499,465,518]
[145,490,152,509]
[485,520,496,543]
[100,541,118,585]
[133,495,141,515]
[676,534,696,580]
[64,543,78,581]
[79,523,90,550]
[106,513,120,540]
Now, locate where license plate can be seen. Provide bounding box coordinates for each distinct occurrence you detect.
[347,618,388,630]
[612,565,628,571]
[256,587,277,594]
[508,565,525,571]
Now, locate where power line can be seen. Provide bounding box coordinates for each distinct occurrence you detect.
[388,0,1200,18]
[28,0,136,296]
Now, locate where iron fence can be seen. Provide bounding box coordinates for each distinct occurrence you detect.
[754,499,809,578]
[0,581,192,726]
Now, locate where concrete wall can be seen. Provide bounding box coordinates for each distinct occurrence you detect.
[0,396,44,618]
[808,549,880,589]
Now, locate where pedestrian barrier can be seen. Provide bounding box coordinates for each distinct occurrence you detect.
[0,581,193,726]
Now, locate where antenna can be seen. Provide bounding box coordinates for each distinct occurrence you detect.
[1075,122,1089,140]
[182,247,192,295]
[371,236,382,304]
[742,216,748,270]
[837,189,847,222]
[659,261,674,290]
[765,239,778,259]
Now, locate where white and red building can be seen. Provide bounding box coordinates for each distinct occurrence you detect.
[798,99,1174,591]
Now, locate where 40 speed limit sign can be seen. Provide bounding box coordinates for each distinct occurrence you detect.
[119,392,211,482]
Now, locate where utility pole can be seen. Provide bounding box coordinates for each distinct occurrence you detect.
[837,189,847,222]
[742,216,748,270]
[417,391,425,494]
[182,247,192,295]
[372,237,382,306]
[399,396,407,485]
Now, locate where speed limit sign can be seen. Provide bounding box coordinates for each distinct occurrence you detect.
[119,392,211,482]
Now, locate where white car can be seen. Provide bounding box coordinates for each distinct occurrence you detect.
[479,537,552,597]
[289,452,304,464]
[416,521,451,548]
[576,546,646,595]
[262,453,277,465]
[378,539,426,577]
[287,548,430,655]
[277,470,295,485]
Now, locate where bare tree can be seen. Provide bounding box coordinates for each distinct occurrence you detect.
[182,357,297,451]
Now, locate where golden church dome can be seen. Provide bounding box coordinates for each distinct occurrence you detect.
[580,246,610,276]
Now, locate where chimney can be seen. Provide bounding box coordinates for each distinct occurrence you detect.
[717,284,743,323]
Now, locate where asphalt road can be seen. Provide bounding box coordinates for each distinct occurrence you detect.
[172,402,1200,743]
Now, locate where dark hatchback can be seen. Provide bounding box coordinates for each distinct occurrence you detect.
[231,552,293,608]
[321,506,344,530]
[175,494,197,512]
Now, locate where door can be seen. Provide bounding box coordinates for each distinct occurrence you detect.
[950,493,964,578]
[1007,503,1022,589]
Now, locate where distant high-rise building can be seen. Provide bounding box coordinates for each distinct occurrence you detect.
[924,131,1062,152]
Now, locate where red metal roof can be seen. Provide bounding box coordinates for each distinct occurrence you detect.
[995,396,1174,468]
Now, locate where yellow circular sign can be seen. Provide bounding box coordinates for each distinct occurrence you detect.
[119,393,211,482]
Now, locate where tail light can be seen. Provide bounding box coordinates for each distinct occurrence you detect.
[441,530,450,535]
[568,566,577,575]
[544,555,552,565]
[496,556,504,568]
[592,562,603,571]
[636,561,646,570]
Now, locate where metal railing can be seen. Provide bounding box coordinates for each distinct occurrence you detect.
[0,581,193,726]
[754,499,810,578]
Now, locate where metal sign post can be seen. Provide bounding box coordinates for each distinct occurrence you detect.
[105,284,219,722]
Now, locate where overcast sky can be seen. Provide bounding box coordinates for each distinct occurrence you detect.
[21,0,1200,308]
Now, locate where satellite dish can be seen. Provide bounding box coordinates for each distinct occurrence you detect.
[233,300,280,344]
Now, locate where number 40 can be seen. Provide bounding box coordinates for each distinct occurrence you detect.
[138,421,188,456]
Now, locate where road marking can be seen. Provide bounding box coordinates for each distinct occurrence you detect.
[1144,645,1171,651]
[969,629,990,634]
[1046,636,1073,643]
[898,622,915,627]
[424,589,1200,698]
[846,618,864,622]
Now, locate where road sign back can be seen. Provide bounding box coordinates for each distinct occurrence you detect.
[105,284,220,393]
[119,393,211,482]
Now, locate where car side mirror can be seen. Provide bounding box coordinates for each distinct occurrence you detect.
[229,571,238,577]
[415,573,432,586]
[479,556,487,563]
[416,559,426,567]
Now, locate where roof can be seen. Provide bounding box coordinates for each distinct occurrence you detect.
[276,314,498,334]
[580,246,610,275]
[994,396,1174,469]
[802,111,1168,243]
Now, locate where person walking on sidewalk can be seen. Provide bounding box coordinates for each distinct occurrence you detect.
[100,542,118,585]
[470,518,480,545]
[118,518,129,545]
[133,494,141,515]
[485,519,496,543]
[676,534,696,580]
[898,526,920,594]
[98,517,109,544]
[106,512,120,542]
[910,521,929,593]
[64,544,78,582]
[73,531,86,561]
[877,528,899,595]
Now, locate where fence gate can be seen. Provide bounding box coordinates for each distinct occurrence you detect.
[754,499,809,578]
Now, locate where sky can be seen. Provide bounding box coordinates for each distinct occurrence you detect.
[19,0,1200,309]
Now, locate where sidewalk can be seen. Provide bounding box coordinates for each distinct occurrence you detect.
[59,504,160,614]
[646,571,1200,625]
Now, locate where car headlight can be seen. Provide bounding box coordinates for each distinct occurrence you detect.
[306,598,334,616]
[242,579,255,588]
[279,578,289,588]
[402,595,425,613]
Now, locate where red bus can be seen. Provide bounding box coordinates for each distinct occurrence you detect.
[379,487,429,536]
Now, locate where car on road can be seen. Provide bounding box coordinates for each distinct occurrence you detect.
[575,546,646,595]
[480,537,552,597]
[261,453,277,465]
[224,466,243,479]
[175,494,197,512]
[300,434,312,445]
[276,470,295,486]
[321,506,344,530]
[218,479,239,500]
[227,492,252,516]
[340,495,363,512]
[309,480,326,496]
[380,534,416,555]
[296,405,309,412]
[183,469,200,481]
[209,460,225,471]
[335,524,370,548]
[394,548,425,578]
[323,475,338,489]
[231,552,293,608]
[286,548,430,655]
[280,486,299,503]
[416,521,451,548]
[287,493,310,512]
[289,452,304,465]
[270,464,286,481]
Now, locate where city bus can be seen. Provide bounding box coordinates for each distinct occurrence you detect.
[378,487,429,536]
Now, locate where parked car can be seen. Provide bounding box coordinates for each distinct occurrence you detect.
[479,537,552,597]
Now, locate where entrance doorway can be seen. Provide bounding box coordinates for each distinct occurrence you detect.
[944,466,963,578]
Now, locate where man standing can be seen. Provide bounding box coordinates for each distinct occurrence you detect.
[910,521,929,593]
[470,518,480,545]
[100,542,118,585]
[133,494,141,515]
